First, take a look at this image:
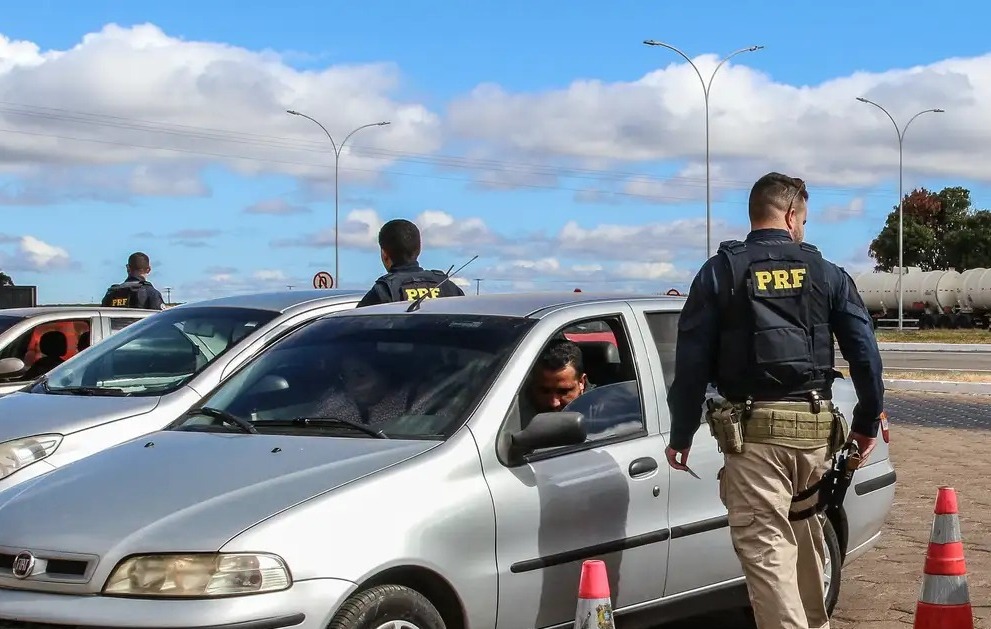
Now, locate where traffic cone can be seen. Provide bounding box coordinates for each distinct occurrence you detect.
[914,486,973,629]
[574,559,614,629]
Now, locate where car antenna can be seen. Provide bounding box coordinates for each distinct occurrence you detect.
[406,254,478,312]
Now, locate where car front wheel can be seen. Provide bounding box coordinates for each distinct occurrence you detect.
[328,584,447,629]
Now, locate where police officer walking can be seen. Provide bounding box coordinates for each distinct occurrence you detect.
[356,219,465,307]
[101,252,166,310]
[665,173,884,629]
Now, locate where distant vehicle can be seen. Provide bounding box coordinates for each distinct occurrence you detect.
[854,266,991,329]
[0,305,155,396]
[0,289,363,494]
[0,291,896,629]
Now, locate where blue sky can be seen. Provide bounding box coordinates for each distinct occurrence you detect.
[1,1,990,303]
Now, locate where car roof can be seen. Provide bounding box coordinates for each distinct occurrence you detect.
[0,306,151,317]
[170,289,366,314]
[343,291,687,319]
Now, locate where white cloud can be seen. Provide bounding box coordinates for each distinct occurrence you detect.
[818,197,866,223]
[447,52,989,188]
[244,198,311,215]
[0,23,441,202]
[0,234,73,272]
[177,267,303,302]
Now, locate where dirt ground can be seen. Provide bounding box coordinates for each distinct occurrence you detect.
[831,422,991,628]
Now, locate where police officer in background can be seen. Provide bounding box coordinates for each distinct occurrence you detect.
[665,172,884,629]
[357,218,465,307]
[101,251,166,310]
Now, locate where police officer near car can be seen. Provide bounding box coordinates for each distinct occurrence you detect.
[665,172,885,629]
[101,252,166,310]
[356,218,465,307]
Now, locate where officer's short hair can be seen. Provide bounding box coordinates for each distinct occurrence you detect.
[749,172,808,223]
[127,252,151,272]
[535,339,585,378]
[378,219,421,265]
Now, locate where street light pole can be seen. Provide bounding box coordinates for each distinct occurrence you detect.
[855,97,944,331]
[287,110,390,286]
[643,40,763,259]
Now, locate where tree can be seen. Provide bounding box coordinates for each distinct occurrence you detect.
[0,271,11,287]
[868,186,991,271]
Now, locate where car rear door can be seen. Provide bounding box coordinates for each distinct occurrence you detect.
[629,305,744,596]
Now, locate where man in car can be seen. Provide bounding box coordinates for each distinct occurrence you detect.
[519,339,593,426]
[357,219,465,307]
[101,252,166,310]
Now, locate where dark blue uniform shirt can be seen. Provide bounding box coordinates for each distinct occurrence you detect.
[666,228,885,450]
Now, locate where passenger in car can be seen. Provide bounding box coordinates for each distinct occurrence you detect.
[519,339,595,427]
[316,353,413,425]
[23,331,68,380]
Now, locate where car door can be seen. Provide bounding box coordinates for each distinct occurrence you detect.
[630,306,744,596]
[477,304,670,629]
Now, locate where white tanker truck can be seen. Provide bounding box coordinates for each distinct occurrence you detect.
[852,267,991,330]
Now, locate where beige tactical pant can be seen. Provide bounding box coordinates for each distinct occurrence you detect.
[718,442,831,629]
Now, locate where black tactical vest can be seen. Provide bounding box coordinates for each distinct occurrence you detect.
[378,269,462,303]
[101,280,145,308]
[714,238,835,402]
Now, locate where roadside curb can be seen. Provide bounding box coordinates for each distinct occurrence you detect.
[834,342,991,352]
[884,378,991,395]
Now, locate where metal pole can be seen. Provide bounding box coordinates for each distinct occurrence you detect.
[643,41,763,259]
[287,111,390,286]
[855,98,944,331]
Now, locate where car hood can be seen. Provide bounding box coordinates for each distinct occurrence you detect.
[0,430,437,558]
[0,390,161,441]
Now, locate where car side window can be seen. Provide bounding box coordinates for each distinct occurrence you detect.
[0,318,92,382]
[109,317,143,333]
[508,314,646,455]
[642,311,680,393]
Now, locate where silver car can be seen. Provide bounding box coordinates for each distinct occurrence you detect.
[0,289,362,493]
[0,292,896,629]
[0,305,155,396]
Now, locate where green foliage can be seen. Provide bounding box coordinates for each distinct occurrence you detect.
[0,271,11,286]
[868,186,991,271]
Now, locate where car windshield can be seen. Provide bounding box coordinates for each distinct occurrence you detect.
[169,313,536,439]
[35,306,279,396]
[0,315,24,336]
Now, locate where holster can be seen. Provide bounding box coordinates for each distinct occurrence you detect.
[704,398,747,454]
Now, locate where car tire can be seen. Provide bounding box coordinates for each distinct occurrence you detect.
[327,584,447,629]
[822,514,842,617]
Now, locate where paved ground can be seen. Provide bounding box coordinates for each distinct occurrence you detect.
[835,350,991,372]
[661,390,991,628]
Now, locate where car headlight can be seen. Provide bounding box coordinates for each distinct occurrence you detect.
[103,553,291,598]
[0,434,62,480]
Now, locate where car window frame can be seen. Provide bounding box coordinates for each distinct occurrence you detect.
[0,316,95,383]
[497,310,650,466]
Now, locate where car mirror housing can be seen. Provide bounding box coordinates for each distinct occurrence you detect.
[509,411,587,460]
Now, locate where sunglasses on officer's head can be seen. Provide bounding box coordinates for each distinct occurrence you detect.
[786,177,808,225]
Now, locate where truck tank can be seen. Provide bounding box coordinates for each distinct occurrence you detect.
[961,267,991,311]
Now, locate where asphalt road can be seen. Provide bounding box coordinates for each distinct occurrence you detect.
[655,390,991,629]
[835,350,991,372]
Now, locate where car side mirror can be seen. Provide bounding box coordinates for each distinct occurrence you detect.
[0,358,26,378]
[510,411,587,460]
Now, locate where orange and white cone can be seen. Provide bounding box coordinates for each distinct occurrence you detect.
[914,486,973,629]
[574,559,614,629]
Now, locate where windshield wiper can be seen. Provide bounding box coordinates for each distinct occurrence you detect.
[46,385,129,396]
[184,406,258,434]
[260,417,389,439]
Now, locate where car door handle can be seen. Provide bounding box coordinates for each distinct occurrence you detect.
[629,457,657,477]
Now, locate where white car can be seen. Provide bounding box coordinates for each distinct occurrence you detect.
[0,289,363,493]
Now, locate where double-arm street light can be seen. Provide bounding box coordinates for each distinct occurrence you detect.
[855,97,944,331]
[643,40,764,259]
[287,110,391,286]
